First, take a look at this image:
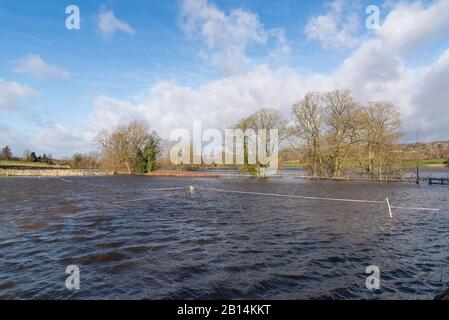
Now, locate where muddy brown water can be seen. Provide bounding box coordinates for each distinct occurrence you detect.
[1,175,448,299]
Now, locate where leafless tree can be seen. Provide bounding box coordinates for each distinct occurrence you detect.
[23,149,32,162]
[291,90,404,179]
[234,108,288,174]
[323,90,362,178]
[362,101,402,179]
[292,92,326,177]
[95,120,150,173]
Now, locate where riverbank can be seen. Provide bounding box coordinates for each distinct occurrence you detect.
[418,159,448,168]
[293,175,418,183]
[282,159,448,170]
[0,168,114,177]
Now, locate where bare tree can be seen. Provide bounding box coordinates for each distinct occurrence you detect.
[96,121,151,173]
[323,90,361,178]
[70,152,100,169]
[362,101,402,179]
[291,90,404,180]
[23,149,32,162]
[234,108,288,174]
[292,92,326,177]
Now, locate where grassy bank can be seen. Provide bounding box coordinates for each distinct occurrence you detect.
[418,159,447,168]
[0,168,113,177]
[282,159,448,169]
[0,160,69,170]
[280,160,306,168]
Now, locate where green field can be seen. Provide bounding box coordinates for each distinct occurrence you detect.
[281,159,448,169]
[418,159,448,168]
[0,160,69,170]
[281,160,306,168]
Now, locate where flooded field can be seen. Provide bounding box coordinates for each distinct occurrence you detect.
[1,174,449,299]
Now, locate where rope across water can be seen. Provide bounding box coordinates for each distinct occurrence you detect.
[54,177,441,214]
[193,186,440,212]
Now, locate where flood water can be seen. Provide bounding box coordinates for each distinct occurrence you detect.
[1,173,449,299]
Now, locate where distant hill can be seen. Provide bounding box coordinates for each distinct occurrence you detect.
[399,141,449,160]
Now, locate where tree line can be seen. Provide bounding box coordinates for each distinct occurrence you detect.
[290,89,403,179]
[228,89,409,179]
[0,146,54,164]
[91,89,410,178]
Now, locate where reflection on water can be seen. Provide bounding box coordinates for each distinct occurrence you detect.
[0,174,448,299]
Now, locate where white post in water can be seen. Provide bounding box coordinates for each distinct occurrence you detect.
[386,198,393,218]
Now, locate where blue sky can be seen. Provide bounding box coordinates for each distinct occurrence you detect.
[1,0,449,158]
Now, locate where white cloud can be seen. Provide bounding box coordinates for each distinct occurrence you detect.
[327,39,417,117]
[305,0,360,50]
[89,66,302,138]
[0,122,10,132]
[0,125,29,157]
[13,54,70,81]
[33,124,93,158]
[180,0,289,75]
[299,0,449,141]
[268,28,291,64]
[409,47,449,141]
[90,95,147,130]
[0,78,39,111]
[378,0,449,53]
[97,10,135,36]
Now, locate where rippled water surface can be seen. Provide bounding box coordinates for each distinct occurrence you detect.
[1,175,449,299]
